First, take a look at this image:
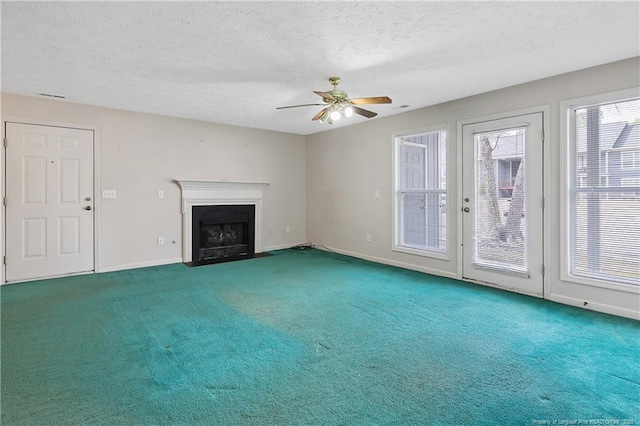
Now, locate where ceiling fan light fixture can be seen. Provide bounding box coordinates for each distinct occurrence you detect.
[343,105,354,118]
[277,76,391,124]
[318,109,330,123]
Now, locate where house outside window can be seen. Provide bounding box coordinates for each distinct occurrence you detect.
[568,96,640,286]
[621,150,639,169]
[578,155,587,172]
[621,177,640,197]
[497,159,522,198]
[600,175,610,200]
[394,128,447,257]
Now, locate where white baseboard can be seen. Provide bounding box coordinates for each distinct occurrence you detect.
[261,242,308,252]
[98,257,183,273]
[316,246,459,280]
[461,277,544,299]
[98,244,307,273]
[317,247,639,320]
[546,293,640,321]
[3,270,94,285]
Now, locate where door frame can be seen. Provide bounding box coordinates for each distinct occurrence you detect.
[456,105,551,297]
[2,117,100,284]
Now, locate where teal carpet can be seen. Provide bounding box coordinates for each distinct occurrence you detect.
[1,249,638,425]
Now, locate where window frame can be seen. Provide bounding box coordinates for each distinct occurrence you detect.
[621,150,639,169]
[392,124,450,260]
[620,177,640,197]
[560,88,640,293]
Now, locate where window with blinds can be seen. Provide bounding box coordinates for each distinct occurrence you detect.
[395,128,447,255]
[569,97,640,285]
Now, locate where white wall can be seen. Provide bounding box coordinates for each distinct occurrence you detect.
[1,93,307,273]
[306,57,640,319]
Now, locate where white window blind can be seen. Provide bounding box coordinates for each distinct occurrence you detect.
[569,97,640,285]
[395,129,447,254]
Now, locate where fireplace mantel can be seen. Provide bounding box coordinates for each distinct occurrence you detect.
[174,179,269,263]
[174,179,270,192]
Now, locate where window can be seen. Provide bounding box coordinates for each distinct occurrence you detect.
[568,96,640,286]
[600,176,610,199]
[621,177,640,197]
[600,151,608,175]
[578,155,587,171]
[497,159,522,198]
[621,150,639,169]
[394,128,447,256]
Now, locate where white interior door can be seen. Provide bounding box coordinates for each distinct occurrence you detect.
[402,143,427,247]
[5,122,94,282]
[462,113,544,296]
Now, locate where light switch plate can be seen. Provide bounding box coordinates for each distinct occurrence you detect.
[102,189,117,199]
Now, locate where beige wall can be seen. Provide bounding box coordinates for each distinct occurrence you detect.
[2,57,638,318]
[1,94,307,271]
[306,57,640,319]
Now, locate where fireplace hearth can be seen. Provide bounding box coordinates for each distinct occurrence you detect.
[191,205,255,266]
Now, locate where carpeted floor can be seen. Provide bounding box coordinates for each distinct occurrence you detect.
[1,248,638,425]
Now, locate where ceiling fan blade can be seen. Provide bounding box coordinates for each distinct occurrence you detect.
[349,96,392,105]
[312,108,329,121]
[352,106,377,118]
[313,91,336,101]
[276,103,325,110]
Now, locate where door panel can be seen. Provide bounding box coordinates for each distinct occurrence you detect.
[401,144,427,247]
[60,158,81,203]
[5,122,94,282]
[462,113,544,296]
[25,156,47,202]
[59,216,80,255]
[24,218,47,258]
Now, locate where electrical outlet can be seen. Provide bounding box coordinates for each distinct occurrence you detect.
[366,234,372,243]
[285,226,291,234]
[157,190,164,199]
[374,190,380,199]
[157,237,164,246]
[102,189,117,199]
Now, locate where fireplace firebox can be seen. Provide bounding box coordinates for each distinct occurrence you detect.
[191,205,255,266]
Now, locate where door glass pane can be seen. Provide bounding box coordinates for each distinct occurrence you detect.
[474,127,528,273]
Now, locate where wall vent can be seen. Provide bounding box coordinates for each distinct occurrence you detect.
[37,92,66,99]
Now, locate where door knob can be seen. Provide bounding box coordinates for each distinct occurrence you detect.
[85,206,92,211]
[463,207,470,213]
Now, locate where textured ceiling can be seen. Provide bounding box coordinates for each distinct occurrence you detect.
[2,1,639,135]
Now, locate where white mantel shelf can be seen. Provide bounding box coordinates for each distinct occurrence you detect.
[174,179,270,191]
[174,179,270,262]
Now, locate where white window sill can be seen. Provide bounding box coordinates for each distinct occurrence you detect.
[561,271,640,294]
[393,244,450,261]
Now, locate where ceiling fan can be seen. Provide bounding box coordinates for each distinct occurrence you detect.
[276,76,392,124]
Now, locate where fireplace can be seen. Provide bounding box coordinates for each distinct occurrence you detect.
[174,179,269,265]
[192,205,255,265]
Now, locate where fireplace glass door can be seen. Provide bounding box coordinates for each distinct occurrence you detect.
[191,205,255,265]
